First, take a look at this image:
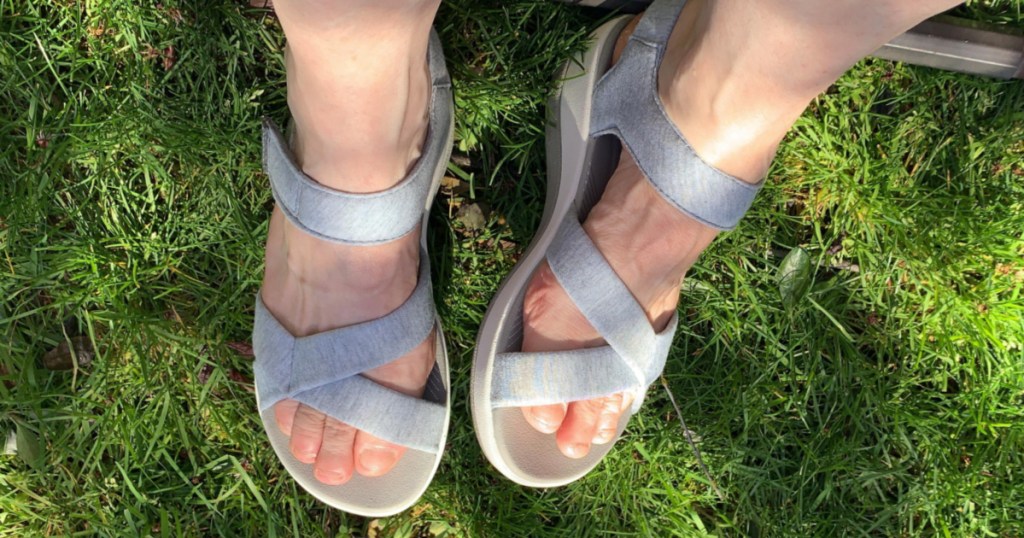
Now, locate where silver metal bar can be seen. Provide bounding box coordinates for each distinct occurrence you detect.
[569,3,1024,79]
[872,15,1024,79]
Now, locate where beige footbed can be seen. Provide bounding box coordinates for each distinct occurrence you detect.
[257,332,449,517]
[256,108,454,516]
[470,16,637,488]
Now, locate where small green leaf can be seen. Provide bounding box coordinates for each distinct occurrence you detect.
[776,247,812,310]
[16,423,44,470]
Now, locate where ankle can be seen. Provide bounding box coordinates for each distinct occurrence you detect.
[584,157,717,325]
[653,0,960,185]
[278,215,420,291]
[277,2,438,194]
[285,44,431,194]
[652,0,812,184]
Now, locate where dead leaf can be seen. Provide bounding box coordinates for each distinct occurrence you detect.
[165,7,183,24]
[456,203,486,231]
[41,336,95,371]
[162,46,176,70]
[451,153,471,168]
[197,365,213,385]
[227,369,254,392]
[226,341,254,358]
[440,176,461,190]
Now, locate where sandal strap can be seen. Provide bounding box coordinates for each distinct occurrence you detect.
[253,251,443,452]
[261,30,452,245]
[490,216,676,409]
[547,215,657,377]
[590,0,762,230]
[292,375,446,454]
[630,0,684,44]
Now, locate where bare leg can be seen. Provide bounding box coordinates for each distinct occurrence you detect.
[261,0,441,484]
[520,0,963,458]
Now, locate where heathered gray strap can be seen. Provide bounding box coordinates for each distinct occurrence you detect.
[488,216,677,408]
[292,375,446,454]
[253,252,444,453]
[491,346,638,408]
[254,253,434,400]
[261,31,452,245]
[491,313,677,408]
[547,215,654,384]
[590,0,762,230]
[629,0,684,43]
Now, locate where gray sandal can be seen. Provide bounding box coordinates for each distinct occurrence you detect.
[253,31,453,516]
[471,0,762,487]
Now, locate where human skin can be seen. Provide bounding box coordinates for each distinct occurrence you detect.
[261,0,962,484]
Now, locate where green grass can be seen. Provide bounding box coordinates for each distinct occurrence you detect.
[2,0,1023,536]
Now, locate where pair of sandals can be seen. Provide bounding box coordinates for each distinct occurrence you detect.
[253,0,762,516]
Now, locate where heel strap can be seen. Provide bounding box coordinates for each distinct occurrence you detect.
[591,0,762,230]
[262,30,452,245]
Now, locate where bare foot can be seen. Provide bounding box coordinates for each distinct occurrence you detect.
[262,209,436,484]
[519,2,765,459]
[260,1,439,484]
[519,0,961,459]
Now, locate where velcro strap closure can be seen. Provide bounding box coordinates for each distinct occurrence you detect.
[261,30,452,244]
[262,112,430,244]
[590,1,762,231]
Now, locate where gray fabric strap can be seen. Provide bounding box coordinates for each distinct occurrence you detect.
[547,215,655,384]
[590,0,762,230]
[254,253,434,399]
[253,252,444,453]
[491,346,639,408]
[292,376,446,454]
[630,0,684,44]
[261,31,452,245]
[490,313,679,408]
[488,216,677,408]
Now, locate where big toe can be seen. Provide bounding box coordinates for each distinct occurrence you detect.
[555,394,629,459]
[354,431,407,477]
[274,399,301,436]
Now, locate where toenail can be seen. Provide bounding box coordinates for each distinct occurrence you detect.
[593,430,614,444]
[358,447,398,473]
[564,443,589,458]
[319,469,348,482]
[534,416,559,433]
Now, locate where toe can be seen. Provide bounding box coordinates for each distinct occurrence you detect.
[288,404,327,464]
[522,403,568,434]
[313,417,357,485]
[591,393,631,445]
[274,399,301,436]
[354,431,406,477]
[555,395,623,459]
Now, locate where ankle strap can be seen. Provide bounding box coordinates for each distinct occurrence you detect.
[630,0,686,45]
[262,30,452,245]
[591,0,762,230]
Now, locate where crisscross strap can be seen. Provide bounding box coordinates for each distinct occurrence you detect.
[262,30,452,245]
[491,216,676,410]
[253,253,446,453]
[590,0,762,231]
